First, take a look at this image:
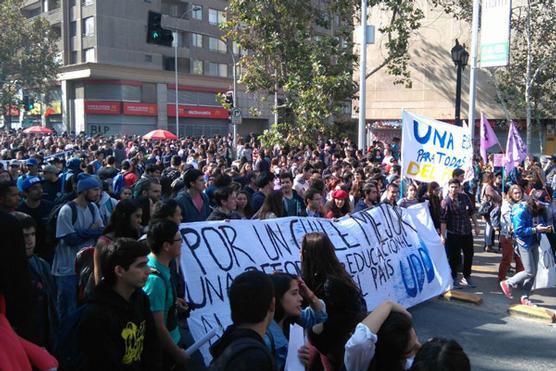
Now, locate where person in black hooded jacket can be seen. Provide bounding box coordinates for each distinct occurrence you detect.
[209,270,276,371]
[78,238,161,370]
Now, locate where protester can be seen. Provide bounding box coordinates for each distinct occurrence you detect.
[411,337,470,371]
[301,232,367,369]
[144,219,189,369]
[93,199,143,284]
[304,188,324,217]
[151,198,182,224]
[440,178,480,289]
[500,196,553,306]
[52,173,104,319]
[251,172,275,213]
[235,190,254,219]
[0,180,20,212]
[398,183,419,208]
[207,186,242,221]
[252,190,284,220]
[422,182,441,234]
[354,182,379,212]
[12,213,59,351]
[176,168,211,222]
[279,172,305,217]
[265,273,327,370]
[209,270,275,371]
[41,165,62,202]
[78,238,161,370]
[17,176,54,261]
[325,189,351,219]
[480,172,502,252]
[344,301,418,371]
[498,185,525,282]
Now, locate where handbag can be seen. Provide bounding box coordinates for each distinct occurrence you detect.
[478,200,493,216]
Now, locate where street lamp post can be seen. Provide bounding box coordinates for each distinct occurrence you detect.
[451,39,469,127]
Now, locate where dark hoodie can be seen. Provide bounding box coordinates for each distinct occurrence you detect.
[209,325,274,371]
[78,282,161,371]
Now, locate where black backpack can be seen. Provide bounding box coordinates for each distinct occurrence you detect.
[208,337,274,371]
[45,201,96,248]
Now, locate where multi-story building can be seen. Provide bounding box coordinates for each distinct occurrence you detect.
[18,0,273,136]
[356,1,549,151]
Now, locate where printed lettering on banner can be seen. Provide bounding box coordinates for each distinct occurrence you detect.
[179,203,452,365]
[401,111,473,185]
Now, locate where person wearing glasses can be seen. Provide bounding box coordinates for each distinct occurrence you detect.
[144,219,189,370]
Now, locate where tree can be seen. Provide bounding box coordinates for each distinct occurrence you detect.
[224,0,424,146]
[432,0,556,152]
[0,0,60,129]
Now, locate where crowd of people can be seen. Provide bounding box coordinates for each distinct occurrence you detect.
[1,129,555,370]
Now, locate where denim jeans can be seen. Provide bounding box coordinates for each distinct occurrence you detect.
[55,274,78,320]
[507,244,539,298]
[484,219,495,247]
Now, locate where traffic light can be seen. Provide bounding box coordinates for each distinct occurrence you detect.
[224,91,234,108]
[147,11,173,47]
[22,96,35,112]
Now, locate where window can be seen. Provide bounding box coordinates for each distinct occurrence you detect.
[191,59,203,75]
[82,0,94,6]
[232,42,240,55]
[192,4,203,20]
[207,62,227,77]
[69,21,77,37]
[70,51,78,64]
[208,37,226,53]
[192,33,203,48]
[208,8,225,25]
[84,48,95,62]
[83,17,94,36]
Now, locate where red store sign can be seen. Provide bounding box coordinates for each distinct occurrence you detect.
[123,102,157,116]
[167,104,229,119]
[85,101,121,115]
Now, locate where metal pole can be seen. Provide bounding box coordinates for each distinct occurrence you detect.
[232,53,238,160]
[174,36,179,138]
[468,0,480,140]
[358,0,367,151]
[455,63,462,126]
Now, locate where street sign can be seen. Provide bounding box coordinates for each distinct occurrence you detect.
[231,108,242,125]
[479,0,512,67]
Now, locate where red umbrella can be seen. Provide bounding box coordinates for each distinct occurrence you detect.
[23,126,54,134]
[143,129,178,140]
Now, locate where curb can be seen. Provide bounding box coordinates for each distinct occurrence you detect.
[472,265,498,274]
[508,304,556,324]
[442,290,483,305]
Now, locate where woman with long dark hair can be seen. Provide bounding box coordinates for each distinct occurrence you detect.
[236,190,253,219]
[252,190,284,219]
[93,199,143,284]
[423,182,441,234]
[301,232,366,369]
[265,273,326,371]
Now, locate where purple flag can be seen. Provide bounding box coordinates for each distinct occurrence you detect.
[480,113,500,162]
[504,121,527,174]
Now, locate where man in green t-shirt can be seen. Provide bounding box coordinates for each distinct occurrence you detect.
[144,219,189,369]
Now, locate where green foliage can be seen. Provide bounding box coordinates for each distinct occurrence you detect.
[225,0,424,147]
[0,0,60,127]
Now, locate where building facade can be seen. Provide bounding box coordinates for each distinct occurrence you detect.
[18,0,273,136]
[356,1,548,152]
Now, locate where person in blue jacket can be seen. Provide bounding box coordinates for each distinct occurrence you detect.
[500,194,553,306]
[175,168,211,222]
[265,273,327,371]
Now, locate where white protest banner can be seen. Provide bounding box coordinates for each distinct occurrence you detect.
[533,235,556,290]
[179,203,452,364]
[492,153,505,168]
[401,111,473,186]
[479,0,512,68]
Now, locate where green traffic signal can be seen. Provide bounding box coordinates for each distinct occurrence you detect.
[22,96,34,111]
[147,11,173,46]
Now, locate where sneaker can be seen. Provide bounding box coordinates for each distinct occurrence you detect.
[520,297,537,307]
[500,280,513,299]
[452,278,463,290]
[461,276,476,288]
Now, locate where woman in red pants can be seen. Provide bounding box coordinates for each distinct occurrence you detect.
[498,184,525,281]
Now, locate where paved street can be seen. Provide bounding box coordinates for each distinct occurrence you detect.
[410,228,556,371]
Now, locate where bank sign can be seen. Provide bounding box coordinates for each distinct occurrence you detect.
[480,0,512,67]
[401,111,473,185]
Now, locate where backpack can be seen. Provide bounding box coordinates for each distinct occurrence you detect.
[75,246,96,306]
[208,337,273,371]
[45,201,96,249]
[54,304,88,371]
[112,172,125,196]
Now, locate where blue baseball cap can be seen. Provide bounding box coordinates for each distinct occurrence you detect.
[21,176,42,192]
[25,158,38,167]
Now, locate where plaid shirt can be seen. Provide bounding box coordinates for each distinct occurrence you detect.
[440,192,475,235]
